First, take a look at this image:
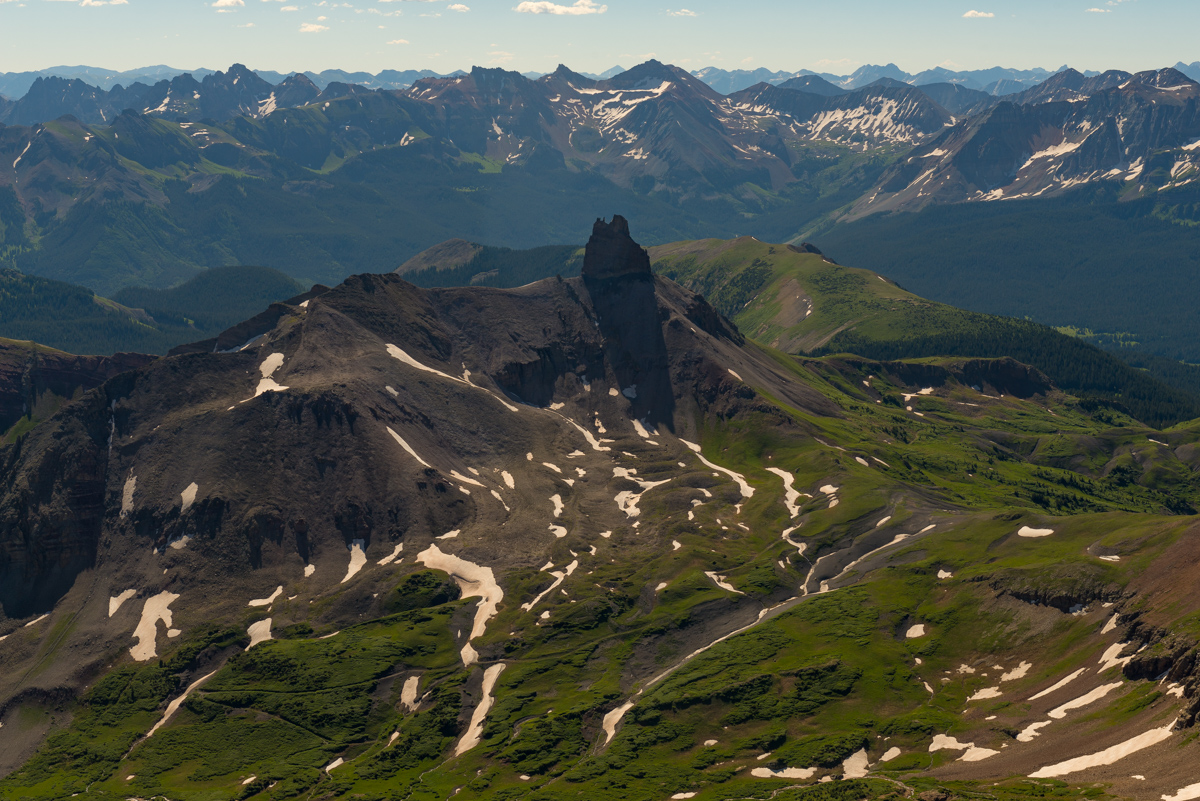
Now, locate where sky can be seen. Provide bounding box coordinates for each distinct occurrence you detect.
[0,0,1197,77]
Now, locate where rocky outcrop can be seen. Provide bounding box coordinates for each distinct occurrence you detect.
[0,339,152,436]
[582,216,652,281]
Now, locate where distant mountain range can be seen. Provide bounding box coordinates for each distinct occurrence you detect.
[2,58,1200,360]
[851,67,1200,217]
[0,65,468,100]
[12,60,1199,106]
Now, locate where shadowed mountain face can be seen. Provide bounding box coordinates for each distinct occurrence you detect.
[583,216,679,429]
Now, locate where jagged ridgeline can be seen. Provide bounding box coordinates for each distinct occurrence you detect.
[3,218,1200,801]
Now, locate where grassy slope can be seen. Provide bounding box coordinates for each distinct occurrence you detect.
[4,344,1200,799]
[650,237,1200,429]
[813,182,1200,362]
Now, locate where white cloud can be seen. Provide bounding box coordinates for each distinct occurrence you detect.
[962,9,994,17]
[213,0,244,6]
[447,2,467,9]
[78,0,129,5]
[239,21,255,25]
[515,0,606,15]
[1086,6,1111,10]
[300,21,329,30]
[281,4,297,8]
[387,37,409,43]
[489,50,514,63]
[667,8,696,16]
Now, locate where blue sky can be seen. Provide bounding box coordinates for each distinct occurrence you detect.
[0,0,1196,76]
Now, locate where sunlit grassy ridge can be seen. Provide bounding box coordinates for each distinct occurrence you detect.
[651,237,1200,428]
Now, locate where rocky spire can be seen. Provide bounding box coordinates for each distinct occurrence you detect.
[582,216,652,281]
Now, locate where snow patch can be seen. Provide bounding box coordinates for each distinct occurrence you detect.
[705,571,743,594]
[248,586,283,608]
[341,539,367,583]
[1164,783,1200,801]
[522,560,578,612]
[1050,683,1123,719]
[1029,719,1175,778]
[842,749,869,778]
[454,663,507,755]
[145,670,218,739]
[379,543,404,566]
[906,624,926,639]
[401,676,421,712]
[1001,662,1032,682]
[246,618,273,650]
[386,344,517,411]
[109,589,136,617]
[417,545,503,666]
[930,734,972,752]
[766,468,806,517]
[130,591,180,661]
[180,482,199,513]
[751,767,817,779]
[246,352,289,400]
[1031,668,1088,700]
[1018,526,1054,538]
[681,440,753,497]
[1018,721,1053,742]
[961,747,1000,762]
[121,474,137,517]
[386,426,432,468]
[1099,642,1134,673]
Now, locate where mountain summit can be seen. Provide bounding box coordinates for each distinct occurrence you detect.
[582,215,652,281]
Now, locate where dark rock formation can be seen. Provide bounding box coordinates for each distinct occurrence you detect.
[0,341,153,436]
[581,216,652,281]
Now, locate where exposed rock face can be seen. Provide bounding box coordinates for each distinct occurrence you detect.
[0,340,153,435]
[582,217,671,427]
[582,216,652,281]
